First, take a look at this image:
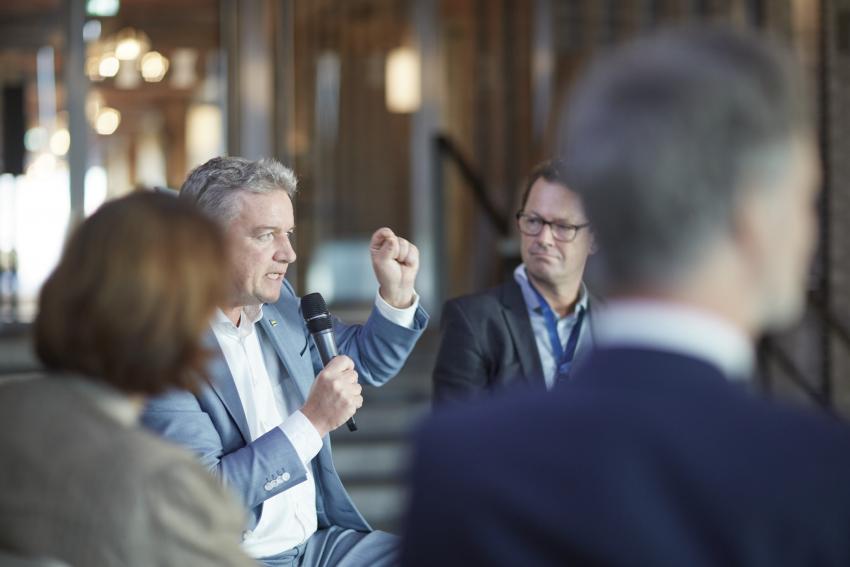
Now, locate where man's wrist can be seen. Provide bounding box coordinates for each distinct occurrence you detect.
[375,288,419,328]
[299,406,330,439]
[378,286,414,309]
[280,410,324,465]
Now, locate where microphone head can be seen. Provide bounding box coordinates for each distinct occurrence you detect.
[301,292,333,333]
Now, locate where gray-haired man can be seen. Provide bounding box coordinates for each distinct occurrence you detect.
[143,156,429,567]
[403,26,850,566]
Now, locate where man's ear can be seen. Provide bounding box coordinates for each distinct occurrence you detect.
[732,189,773,271]
[588,231,599,255]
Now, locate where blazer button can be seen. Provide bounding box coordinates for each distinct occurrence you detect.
[264,482,273,491]
[282,472,291,482]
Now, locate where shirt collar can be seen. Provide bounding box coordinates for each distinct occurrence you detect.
[212,305,265,339]
[592,299,754,381]
[514,263,589,319]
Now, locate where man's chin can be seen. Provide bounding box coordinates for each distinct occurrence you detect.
[260,281,285,305]
[525,265,558,287]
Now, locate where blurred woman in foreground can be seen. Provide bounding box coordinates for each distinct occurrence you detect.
[0,192,256,566]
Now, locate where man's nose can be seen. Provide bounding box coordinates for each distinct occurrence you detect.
[275,236,297,263]
[535,222,556,245]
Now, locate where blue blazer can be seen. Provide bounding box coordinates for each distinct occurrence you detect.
[142,280,428,533]
[403,347,850,567]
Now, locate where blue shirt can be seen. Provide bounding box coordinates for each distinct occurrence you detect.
[513,264,594,389]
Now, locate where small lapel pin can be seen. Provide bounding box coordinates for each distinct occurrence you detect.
[270,319,278,327]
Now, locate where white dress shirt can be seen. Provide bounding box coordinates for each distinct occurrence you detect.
[211,290,419,558]
[514,265,594,389]
[592,299,754,381]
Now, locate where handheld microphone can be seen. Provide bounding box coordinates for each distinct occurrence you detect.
[300,292,357,432]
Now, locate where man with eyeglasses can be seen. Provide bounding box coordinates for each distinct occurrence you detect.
[432,159,597,403]
[405,26,850,567]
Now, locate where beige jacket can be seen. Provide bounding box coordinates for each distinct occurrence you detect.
[0,373,256,566]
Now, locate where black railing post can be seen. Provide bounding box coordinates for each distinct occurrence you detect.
[433,135,448,316]
[818,0,833,408]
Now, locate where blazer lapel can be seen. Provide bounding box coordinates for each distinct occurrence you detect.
[258,302,315,402]
[499,280,546,388]
[203,331,252,442]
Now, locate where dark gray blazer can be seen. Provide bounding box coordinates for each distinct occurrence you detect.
[432,279,594,404]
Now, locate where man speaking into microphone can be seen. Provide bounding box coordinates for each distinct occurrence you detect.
[142,156,428,567]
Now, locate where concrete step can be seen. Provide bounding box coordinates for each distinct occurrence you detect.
[346,483,408,534]
[0,324,39,375]
[331,440,411,481]
[332,400,431,443]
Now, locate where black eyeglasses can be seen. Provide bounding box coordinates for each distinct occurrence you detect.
[516,212,590,242]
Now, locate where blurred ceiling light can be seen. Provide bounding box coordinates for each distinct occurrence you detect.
[115,38,141,61]
[86,0,119,17]
[115,29,148,61]
[24,127,48,152]
[140,51,169,82]
[83,20,102,42]
[49,129,71,156]
[98,54,119,77]
[385,47,421,113]
[94,108,121,135]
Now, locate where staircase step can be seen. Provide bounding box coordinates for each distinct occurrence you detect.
[0,325,39,376]
[331,440,410,480]
[346,484,408,533]
[332,401,430,444]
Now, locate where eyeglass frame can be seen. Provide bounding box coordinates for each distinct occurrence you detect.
[515,211,590,242]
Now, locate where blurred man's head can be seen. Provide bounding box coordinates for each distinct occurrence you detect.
[35,192,228,395]
[517,159,596,297]
[561,26,818,334]
[180,157,298,311]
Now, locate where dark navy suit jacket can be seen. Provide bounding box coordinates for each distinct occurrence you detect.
[403,347,850,567]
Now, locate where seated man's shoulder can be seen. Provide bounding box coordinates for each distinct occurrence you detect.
[444,280,519,314]
[142,383,207,413]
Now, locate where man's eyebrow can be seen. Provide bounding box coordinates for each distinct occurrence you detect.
[525,211,572,224]
[253,225,296,233]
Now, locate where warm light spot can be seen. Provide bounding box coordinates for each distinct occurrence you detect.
[140,51,169,82]
[94,107,121,135]
[385,47,421,113]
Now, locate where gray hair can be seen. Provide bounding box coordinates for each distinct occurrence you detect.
[560,26,812,288]
[179,156,298,224]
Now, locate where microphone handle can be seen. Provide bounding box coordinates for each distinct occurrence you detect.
[313,329,358,432]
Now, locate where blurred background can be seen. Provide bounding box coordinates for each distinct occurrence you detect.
[1,0,849,532]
